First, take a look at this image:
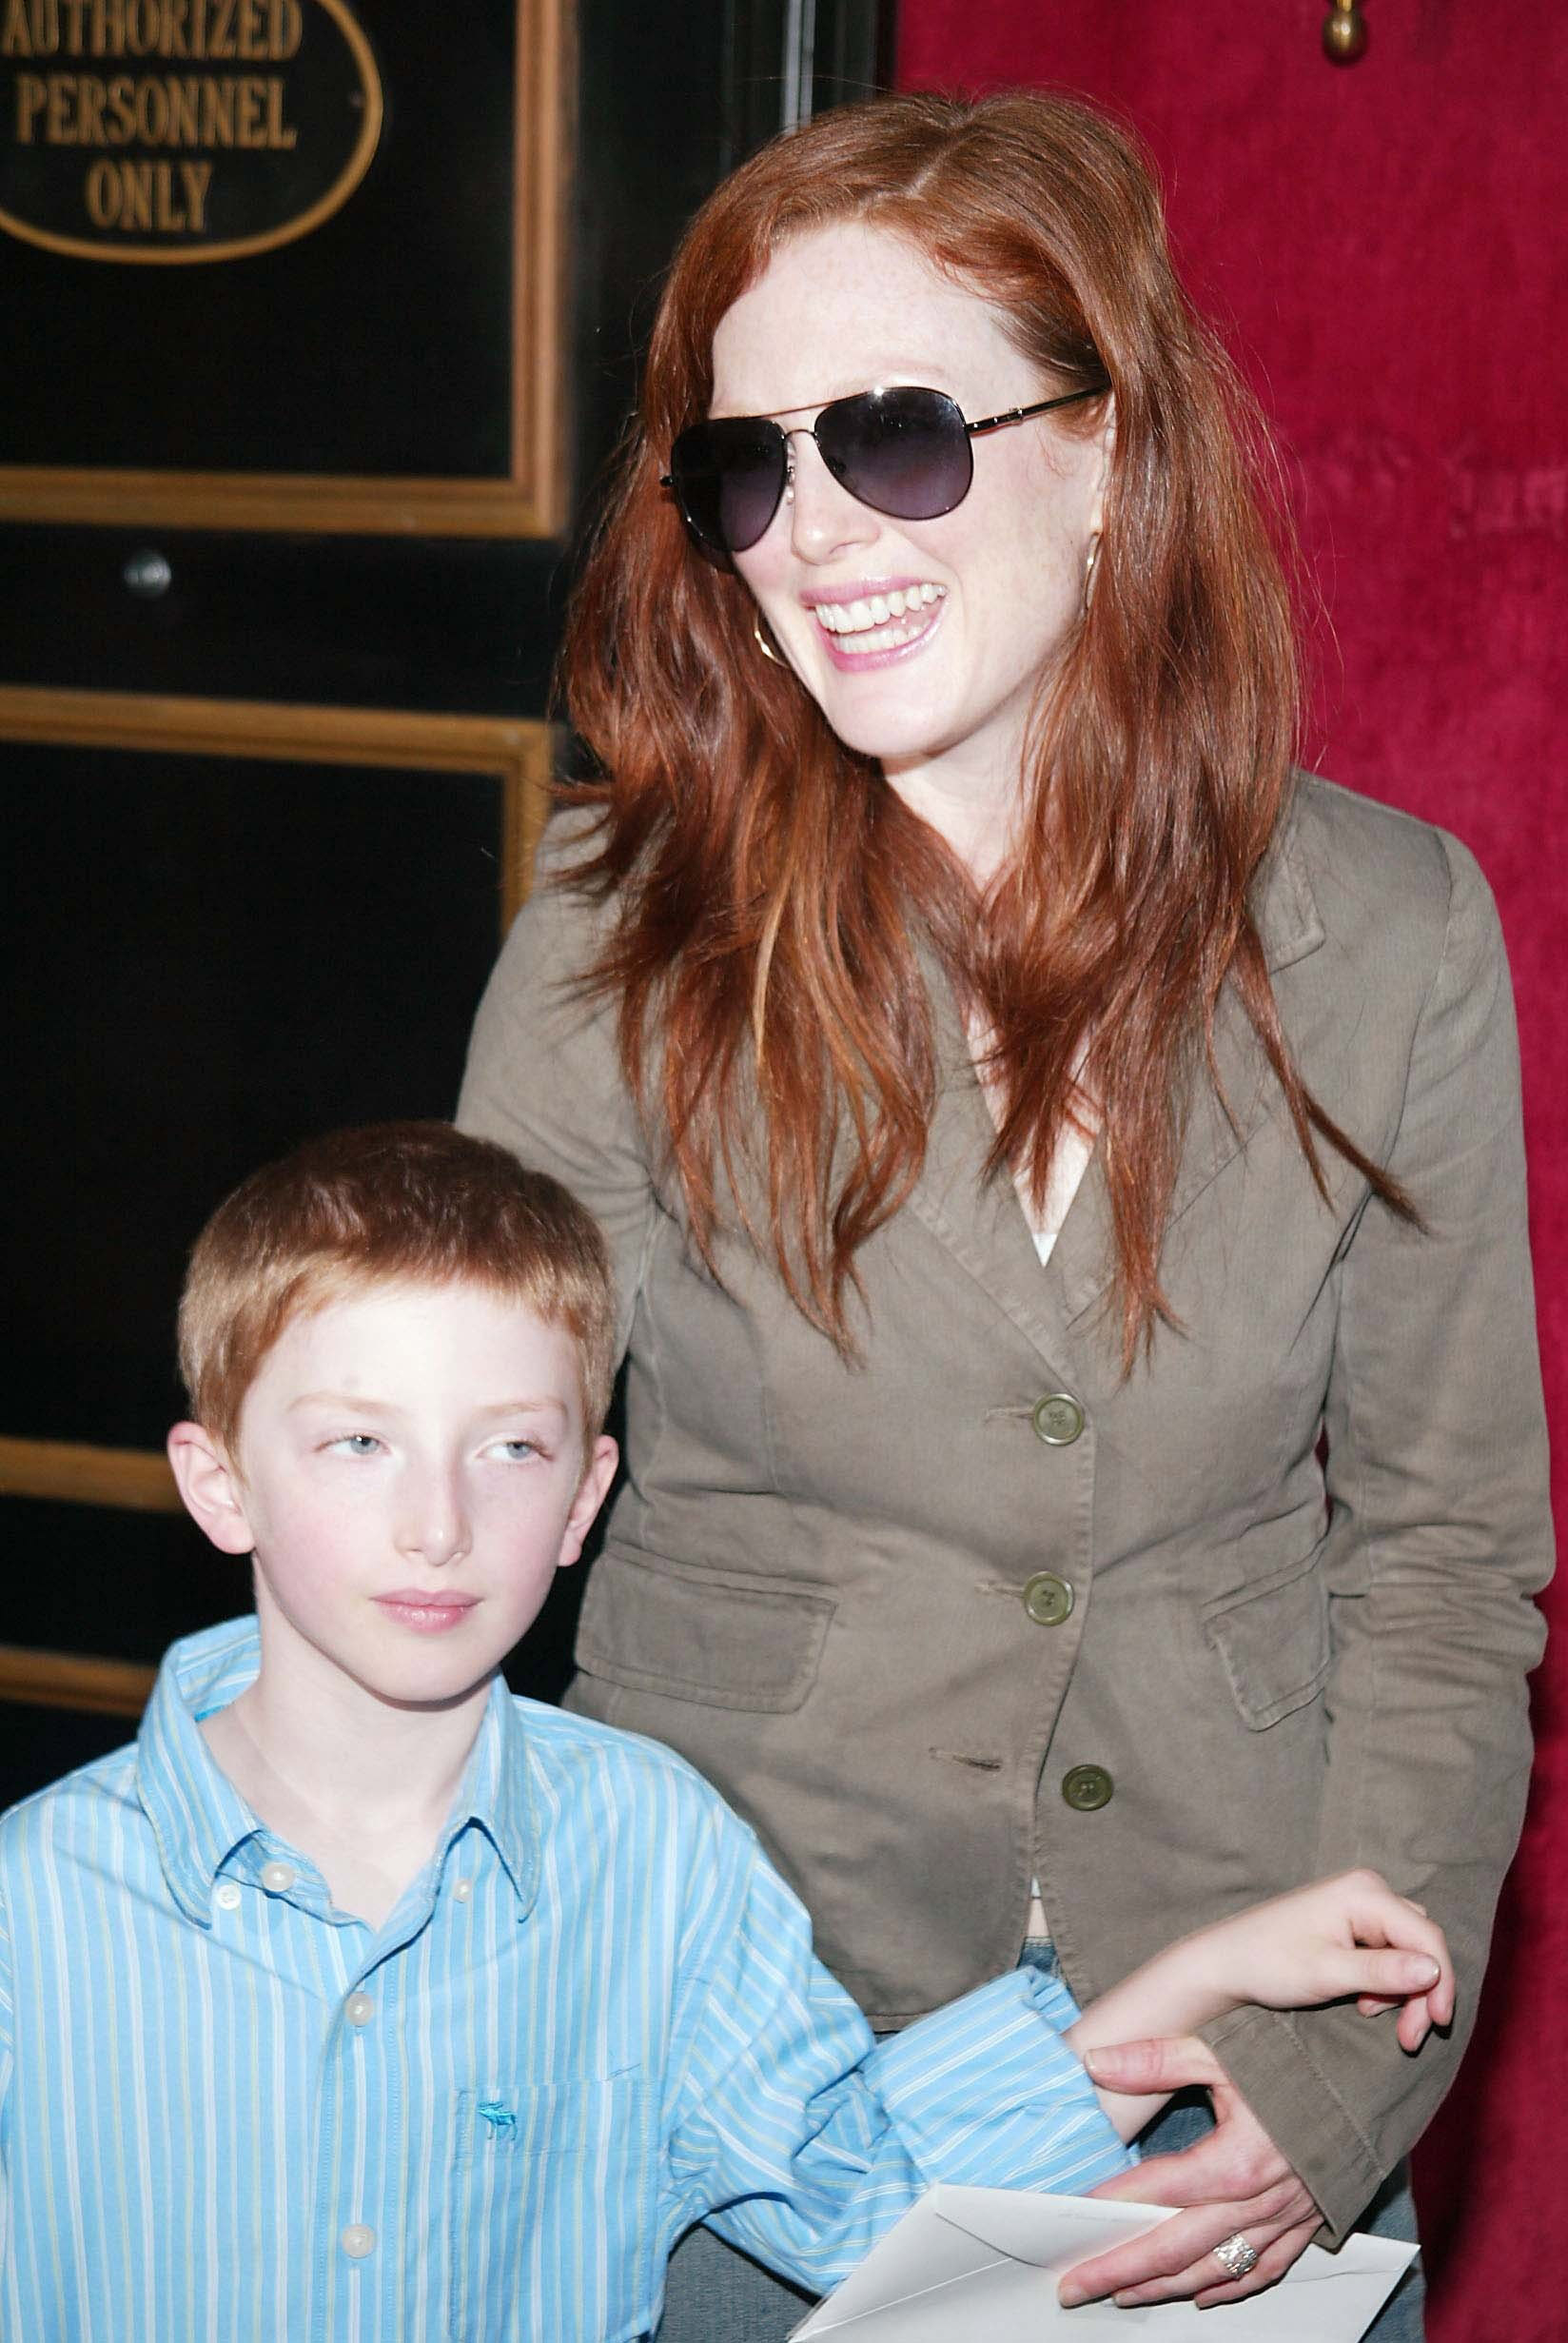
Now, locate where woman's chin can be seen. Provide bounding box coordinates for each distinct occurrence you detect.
[807,688,956,771]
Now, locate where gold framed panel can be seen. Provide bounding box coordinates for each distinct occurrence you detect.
[0,0,567,536]
[0,1642,159,1722]
[0,681,556,1717]
[0,0,386,269]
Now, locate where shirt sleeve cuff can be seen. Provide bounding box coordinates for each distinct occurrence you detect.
[867,1966,1135,2195]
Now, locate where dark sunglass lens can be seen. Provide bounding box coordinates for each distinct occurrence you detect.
[671,418,788,555]
[816,387,973,522]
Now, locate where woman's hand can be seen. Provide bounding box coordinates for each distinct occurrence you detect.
[1058,1874,1451,2306]
[1061,2039,1322,2309]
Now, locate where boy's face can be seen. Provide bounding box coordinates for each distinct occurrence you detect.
[174,1279,616,1714]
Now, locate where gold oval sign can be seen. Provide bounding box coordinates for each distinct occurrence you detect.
[0,0,382,265]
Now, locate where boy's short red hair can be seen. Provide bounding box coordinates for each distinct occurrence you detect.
[177,1122,617,1459]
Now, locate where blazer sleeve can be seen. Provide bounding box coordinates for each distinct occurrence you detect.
[1200,830,1554,2237]
[457,817,657,1362]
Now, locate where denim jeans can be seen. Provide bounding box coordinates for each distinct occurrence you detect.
[655,1940,1424,2343]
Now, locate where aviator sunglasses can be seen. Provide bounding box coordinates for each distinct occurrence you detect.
[662,379,1110,559]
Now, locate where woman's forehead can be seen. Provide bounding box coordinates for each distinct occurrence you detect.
[707,219,1036,419]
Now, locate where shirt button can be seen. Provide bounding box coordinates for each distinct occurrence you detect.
[261,1861,296,1893]
[340,2224,375,2260]
[1032,1393,1086,1446]
[344,1992,375,2027]
[214,1882,243,1911]
[452,1878,473,1902]
[1022,1571,1074,1626]
[1062,1763,1114,1812]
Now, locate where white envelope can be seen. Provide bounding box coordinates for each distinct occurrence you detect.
[791,2186,1415,2341]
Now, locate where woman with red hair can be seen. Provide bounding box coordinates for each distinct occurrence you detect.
[461,91,1550,2342]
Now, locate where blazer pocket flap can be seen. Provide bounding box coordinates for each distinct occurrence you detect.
[577,1549,835,1713]
[1201,1550,1330,1730]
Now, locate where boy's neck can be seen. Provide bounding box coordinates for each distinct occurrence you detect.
[199,1609,496,1929]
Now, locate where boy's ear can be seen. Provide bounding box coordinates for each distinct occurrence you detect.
[557,1434,618,1569]
[167,1423,256,1557]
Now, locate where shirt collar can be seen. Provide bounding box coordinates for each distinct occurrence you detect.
[136,1617,541,1926]
[135,1617,272,1924]
[435,1670,540,1916]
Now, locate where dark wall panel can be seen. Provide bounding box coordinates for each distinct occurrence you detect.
[3,741,504,1450]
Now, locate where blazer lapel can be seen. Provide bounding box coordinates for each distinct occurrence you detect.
[909,989,1070,1360]
[1058,795,1328,1326]
[908,787,1327,1346]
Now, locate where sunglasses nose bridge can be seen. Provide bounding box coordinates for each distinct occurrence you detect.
[780,419,864,499]
[782,420,849,500]
[776,434,883,558]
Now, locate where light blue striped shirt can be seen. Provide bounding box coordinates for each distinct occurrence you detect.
[0,1618,1130,2341]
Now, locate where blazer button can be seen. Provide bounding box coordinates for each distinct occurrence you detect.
[1061,1763,1114,1811]
[1022,1571,1074,1626]
[1032,1393,1086,1446]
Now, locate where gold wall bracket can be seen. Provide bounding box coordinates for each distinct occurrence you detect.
[1323,2,1369,64]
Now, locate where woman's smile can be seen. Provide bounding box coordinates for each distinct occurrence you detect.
[805,578,948,664]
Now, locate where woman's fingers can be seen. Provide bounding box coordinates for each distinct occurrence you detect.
[1080,2035,1225,2104]
[1186,2214,1323,2309]
[1066,2192,1316,2308]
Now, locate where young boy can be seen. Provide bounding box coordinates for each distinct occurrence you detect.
[0,1123,1451,2341]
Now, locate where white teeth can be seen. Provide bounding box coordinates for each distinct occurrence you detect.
[811,582,946,641]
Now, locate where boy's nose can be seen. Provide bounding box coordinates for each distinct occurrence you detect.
[395,1471,471,1566]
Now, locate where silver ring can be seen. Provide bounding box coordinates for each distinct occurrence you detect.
[1211,2233,1260,2281]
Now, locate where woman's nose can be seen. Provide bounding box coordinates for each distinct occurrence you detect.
[783,432,879,561]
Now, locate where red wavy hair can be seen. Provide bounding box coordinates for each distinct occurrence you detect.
[559,89,1406,1362]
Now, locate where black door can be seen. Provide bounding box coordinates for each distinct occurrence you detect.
[0,0,890,1805]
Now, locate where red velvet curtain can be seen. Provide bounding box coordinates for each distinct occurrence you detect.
[892,6,1566,2332]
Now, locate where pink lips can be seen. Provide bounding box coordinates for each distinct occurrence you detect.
[374,1592,479,1634]
[804,578,946,674]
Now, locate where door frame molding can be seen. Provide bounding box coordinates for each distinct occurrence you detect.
[0,681,555,1719]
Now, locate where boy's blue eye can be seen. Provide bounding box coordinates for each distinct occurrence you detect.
[501,1439,538,1461]
[339,1433,380,1455]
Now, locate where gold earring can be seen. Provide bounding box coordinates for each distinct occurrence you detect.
[754,616,785,666]
[1082,532,1102,615]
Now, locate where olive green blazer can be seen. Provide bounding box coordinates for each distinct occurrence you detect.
[459,774,1553,2239]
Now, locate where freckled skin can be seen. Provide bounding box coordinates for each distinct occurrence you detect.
[189,1284,615,1717]
[714,221,1112,871]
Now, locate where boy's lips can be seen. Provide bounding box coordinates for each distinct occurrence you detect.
[375,1591,480,1632]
